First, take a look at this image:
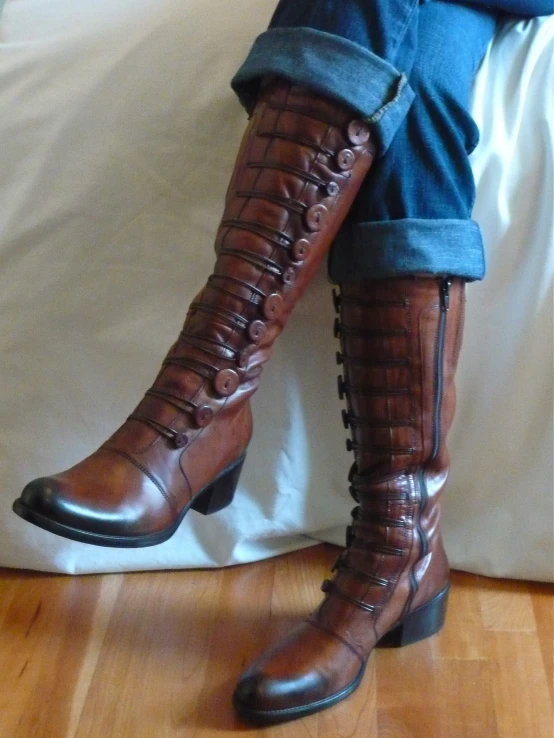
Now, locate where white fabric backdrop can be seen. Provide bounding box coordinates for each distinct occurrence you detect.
[0,1,552,580]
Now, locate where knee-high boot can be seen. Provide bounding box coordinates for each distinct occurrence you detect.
[13,78,376,547]
[234,275,466,724]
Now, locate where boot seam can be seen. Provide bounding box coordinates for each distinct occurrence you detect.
[306,618,365,663]
[104,446,177,514]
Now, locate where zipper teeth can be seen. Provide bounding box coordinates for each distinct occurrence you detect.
[403,281,451,619]
[422,279,451,550]
[432,279,451,459]
[416,469,429,559]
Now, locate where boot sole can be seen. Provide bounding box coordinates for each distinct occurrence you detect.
[233,585,449,725]
[12,455,246,548]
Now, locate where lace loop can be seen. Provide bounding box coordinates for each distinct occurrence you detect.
[128,414,189,448]
[221,218,293,251]
[247,161,327,188]
[236,189,307,215]
[218,247,284,278]
[320,579,376,613]
[257,130,334,157]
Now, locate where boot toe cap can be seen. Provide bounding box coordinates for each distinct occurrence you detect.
[19,477,61,516]
[233,670,326,722]
[13,449,179,546]
[15,476,127,538]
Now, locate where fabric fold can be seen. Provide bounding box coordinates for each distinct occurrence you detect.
[231,27,415,155]
[329,218,485,281]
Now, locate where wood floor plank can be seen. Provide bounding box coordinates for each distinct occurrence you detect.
[432,659,499,738]
[379,633,500,738]
[66,574,124,738]
[379,647,499,738]
[0,569,24,628]
[529,580,554,704]
[477,576,537,632]
[0,573,103,738]
[377,638,441,738]
[73,569,224,738]
[431,570,488,661]
[487,631,552,738]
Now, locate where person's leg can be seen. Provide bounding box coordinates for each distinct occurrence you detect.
[233,2,499,725]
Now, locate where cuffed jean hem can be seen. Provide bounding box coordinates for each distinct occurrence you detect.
[231,27,415,155]
[328,219,486,282]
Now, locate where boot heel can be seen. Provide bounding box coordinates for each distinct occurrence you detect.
[191,457,245,516]
[378,586,449,648]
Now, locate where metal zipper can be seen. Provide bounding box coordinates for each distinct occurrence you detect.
[415,470,429,560]
[432,278,451,459]
[418,278,451,556]
[403,279,452,618]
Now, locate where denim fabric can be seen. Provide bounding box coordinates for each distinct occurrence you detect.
[231,1,501,281]
[331,220,486,280]
[467,0,553,15]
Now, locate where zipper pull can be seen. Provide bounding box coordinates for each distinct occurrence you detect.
[440,278,452,312]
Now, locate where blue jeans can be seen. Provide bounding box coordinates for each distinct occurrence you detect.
[231,0,537,282]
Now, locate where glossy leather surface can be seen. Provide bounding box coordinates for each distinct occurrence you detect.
[234,277,466,721]
[14,78,376,546]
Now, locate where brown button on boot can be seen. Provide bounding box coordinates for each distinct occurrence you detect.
[12,78,376,547]
[233,276,466,724]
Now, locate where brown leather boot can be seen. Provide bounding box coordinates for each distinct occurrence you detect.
[233,276,466,724]
[12,78,376,547]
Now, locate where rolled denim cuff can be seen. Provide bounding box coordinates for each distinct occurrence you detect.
[328,219,486,282]
[231,27,415,155]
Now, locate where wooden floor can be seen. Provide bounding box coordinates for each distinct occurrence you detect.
[0,545,552,738]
